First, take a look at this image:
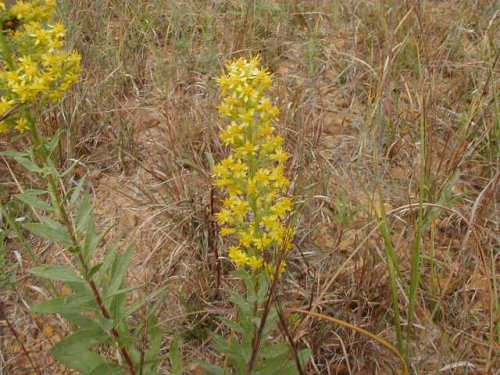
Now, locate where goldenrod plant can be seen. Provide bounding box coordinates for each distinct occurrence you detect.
[205,57,310,374]
[213,57,294,276]
[0,1,163,374]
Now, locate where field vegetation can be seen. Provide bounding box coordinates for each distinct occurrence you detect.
[0,0,498,374]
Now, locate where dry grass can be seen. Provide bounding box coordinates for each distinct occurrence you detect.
[1,0,498,374]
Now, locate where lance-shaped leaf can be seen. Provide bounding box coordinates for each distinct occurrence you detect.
[77,192,93,235]
[51,327,109,356]
[24,217,73,246]
[107,244,134,298]
[170,336,183,375]
[32,293,97,315]
[16,190,53,212]
[88,363,124,375]
[52,349,118,375]
[29,265,84,283]
[13,156,45,174]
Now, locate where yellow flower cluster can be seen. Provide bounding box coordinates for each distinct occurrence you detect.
[0,0,81,133]
[213,57,294,274]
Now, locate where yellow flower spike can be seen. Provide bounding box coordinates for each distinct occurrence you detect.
[213,57,294,275]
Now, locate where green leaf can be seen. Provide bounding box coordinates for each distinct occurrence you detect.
[16,191,53,212]
[219,317,246,335]
[0,150,28,158]
[106,244,134,305]
[232,269,254,292]
[45,158,60,178]
[32,293,97,314]
[211,335,247,374]
[13,156,45,174]
[211,334,230,353]
[261,308,278,338]
[170,336,183,375]
[58,158,81,178]
[122,299,144,319]
[142,316,163,374]
[63,314,103,330]
[105,245,134,322]
[52,349,117,375]
[279,361,299,375]
[66,280,91,295]
[29,265,84,283]
[68,174,87,208]
[45,130,62,153]
[77,192,93,235]
[51,327,109,356]
[63,314,115,339]
[229,290,251,315]
[82,213,98,260]
[98,316,115,332]
[128,285,170,337]
[88,363,124,375]
[84,225,111,265]
[259,343,291,374]
[87,263,102,279]
[109,292,126,323]
[106,284,144,300]
[24,218,73,246]
[297,348,312,368]
[195,360,226,375]
[261,343,289,359]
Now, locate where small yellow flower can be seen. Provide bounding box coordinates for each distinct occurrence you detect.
[228,246,249,267]
[238,230,254,248]
[216,209,233,225]
[0,121,8,133]
[220,227,236,237]
[15,118,29,132]
[51,22,66,38]
[247,256,264,270]
[272,198,293,217]
[0,98,12,117]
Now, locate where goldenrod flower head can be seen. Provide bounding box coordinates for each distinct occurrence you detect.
[213,57,294,275]
[14,117,29,132]
[0,0,81,134]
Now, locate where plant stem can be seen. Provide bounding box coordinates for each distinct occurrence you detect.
[247,270,280,373]
[28,123,137,375]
